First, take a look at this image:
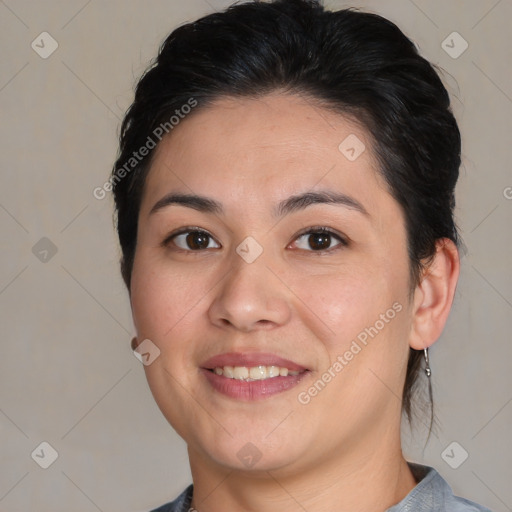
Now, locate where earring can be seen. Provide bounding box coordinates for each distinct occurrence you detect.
[423,347,431,377]
[131,337,138,351]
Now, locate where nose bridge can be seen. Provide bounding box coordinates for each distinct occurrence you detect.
[208,242,291,331]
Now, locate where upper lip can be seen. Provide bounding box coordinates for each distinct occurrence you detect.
[201,352,308,371]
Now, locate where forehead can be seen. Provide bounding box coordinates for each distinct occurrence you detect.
[141,93,390,218]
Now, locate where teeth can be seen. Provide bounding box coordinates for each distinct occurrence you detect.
[233,366,249,380]
[211,365,303,381]
[249,366,267,380]
[268,366,280,378]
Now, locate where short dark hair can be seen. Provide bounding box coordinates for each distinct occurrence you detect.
[111,0,461,426]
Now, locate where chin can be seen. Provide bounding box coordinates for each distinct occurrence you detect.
[190,426,312,475]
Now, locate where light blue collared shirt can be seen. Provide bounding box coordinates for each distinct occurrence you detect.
[150,463,493,512]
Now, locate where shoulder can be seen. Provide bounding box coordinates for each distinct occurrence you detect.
[447,496,494,512]
[387,463,494,512]
[149,484,193,512]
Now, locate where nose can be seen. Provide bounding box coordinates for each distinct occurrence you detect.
[208,251,292,332]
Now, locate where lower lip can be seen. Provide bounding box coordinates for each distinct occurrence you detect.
[201,369,309,401]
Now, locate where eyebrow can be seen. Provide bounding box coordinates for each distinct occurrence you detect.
[149,190,369,218]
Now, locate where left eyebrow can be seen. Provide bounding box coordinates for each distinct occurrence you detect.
[275,190,369,218]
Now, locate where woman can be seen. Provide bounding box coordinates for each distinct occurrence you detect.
[110,1,492,510]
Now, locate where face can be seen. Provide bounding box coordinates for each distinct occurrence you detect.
[130,93,415,475]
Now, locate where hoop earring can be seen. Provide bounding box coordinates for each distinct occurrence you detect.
[423,347,431,377]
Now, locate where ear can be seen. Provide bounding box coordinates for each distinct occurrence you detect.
[409,238,460,350]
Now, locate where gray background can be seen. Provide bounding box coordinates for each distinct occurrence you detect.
[0,1,510,511]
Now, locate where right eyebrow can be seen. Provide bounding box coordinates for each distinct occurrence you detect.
[149,193,223,216]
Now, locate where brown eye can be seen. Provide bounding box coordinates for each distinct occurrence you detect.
[293,229,346,252]
[171,230,220,251]
[310,233,333,250]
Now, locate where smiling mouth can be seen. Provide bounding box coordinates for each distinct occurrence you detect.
[202,366,310,401]
[208,365,304,381]
[200,352,310,400]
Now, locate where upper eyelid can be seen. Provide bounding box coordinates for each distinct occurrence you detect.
[293,226,346,240]
[163,226,216,244]
[290,227,349,249]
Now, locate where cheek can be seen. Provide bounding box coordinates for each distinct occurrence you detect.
[291,258,412,409]
[130,252,209,340]
[129,254,212,432]
[294,270,410,421]
[293,262,400,346]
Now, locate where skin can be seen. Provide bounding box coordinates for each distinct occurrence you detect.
[129,93,460,512]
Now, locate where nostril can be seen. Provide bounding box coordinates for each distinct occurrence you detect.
[256,319,275,329]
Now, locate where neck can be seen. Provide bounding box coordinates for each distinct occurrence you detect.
[187,427,417,512]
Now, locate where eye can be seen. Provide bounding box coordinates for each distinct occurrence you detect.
[291,227,347,252]
[166,229,220,251]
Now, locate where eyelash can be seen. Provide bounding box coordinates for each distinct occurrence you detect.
[162,226,348,254]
